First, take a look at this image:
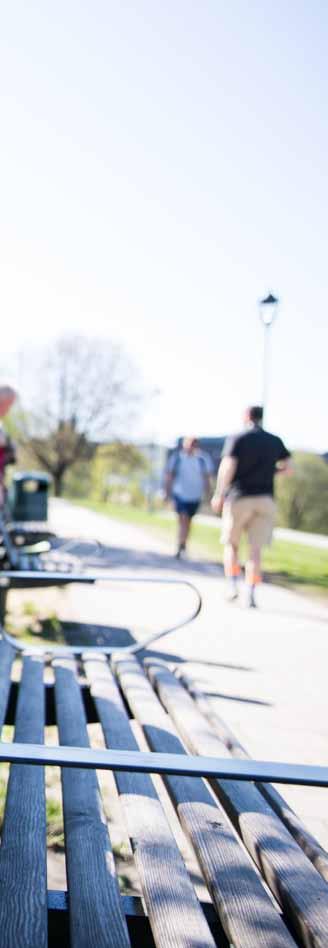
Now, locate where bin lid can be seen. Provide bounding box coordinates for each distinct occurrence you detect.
[12,471,52,484]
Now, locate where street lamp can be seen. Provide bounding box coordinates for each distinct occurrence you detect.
[259,292,279,424]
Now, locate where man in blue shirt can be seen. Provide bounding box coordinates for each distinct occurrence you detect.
[165,437,213,558]
[211,406,291,606]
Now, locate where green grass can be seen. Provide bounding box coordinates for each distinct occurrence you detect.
[72,499,328,598]
[6,611,65,648]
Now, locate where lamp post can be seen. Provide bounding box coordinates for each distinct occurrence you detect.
[259,293,279,424]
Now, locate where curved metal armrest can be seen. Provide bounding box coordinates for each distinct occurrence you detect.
[0,571,202,656]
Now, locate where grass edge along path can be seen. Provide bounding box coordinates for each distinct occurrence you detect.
[70,499,328,602]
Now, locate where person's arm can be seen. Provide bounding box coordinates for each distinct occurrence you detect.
[202,454,214,502]
[211,456,237,514]
[275,440,292,476]
[163,452,176,501]
[204,473,212,501]
[4,437,16,466]
[164,468,174,501]
[275,459,293,475]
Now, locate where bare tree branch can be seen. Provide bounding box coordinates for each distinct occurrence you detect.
[15,334,143,494]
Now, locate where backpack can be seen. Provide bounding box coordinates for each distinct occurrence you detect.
[169,449,207,480]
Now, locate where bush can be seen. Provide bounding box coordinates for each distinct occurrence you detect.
[276,453,328,534]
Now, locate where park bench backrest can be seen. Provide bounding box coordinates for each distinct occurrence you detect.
[0,637,327,947]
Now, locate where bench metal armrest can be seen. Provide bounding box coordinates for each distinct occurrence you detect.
[0,741,327,787]
[0,572,202,655]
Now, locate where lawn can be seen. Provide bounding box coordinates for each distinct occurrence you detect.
[73,500,328,599]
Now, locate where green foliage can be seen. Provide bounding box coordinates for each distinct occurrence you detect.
[275,453,328,534]
[63,460,92,498]
[46,797,65,850]
[89,442,149,504]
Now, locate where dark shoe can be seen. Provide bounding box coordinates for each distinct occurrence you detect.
[175,543,186,559]
[245,586,257,608]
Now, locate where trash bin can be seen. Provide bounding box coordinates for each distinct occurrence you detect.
[9,472,52,522]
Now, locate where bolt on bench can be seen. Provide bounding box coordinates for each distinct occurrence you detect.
[0,628,328,947]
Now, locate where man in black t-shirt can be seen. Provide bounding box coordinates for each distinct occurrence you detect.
[211,406,291,607]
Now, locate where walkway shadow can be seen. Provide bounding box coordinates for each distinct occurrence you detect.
[138,646,254,672]
[201,690,272,707]
[62,621,134,649]
[53,536,223,579]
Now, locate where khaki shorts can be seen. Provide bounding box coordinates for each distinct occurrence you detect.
[221,495,276,547]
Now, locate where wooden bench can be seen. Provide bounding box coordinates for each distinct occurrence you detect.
[0,513,83,575]
[0,514,97,623]
[0,636,328,947]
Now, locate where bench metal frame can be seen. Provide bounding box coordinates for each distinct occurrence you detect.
[0,573,202,654]
[1,740,328,787]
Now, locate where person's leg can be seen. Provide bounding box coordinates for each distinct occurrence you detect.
[245,543,262,607]
[223,542,241,598]
[245,497,275,607]
[175,500,199,557]
[224,541,240,576]
[221,499,248,600]
[177,512,191,555]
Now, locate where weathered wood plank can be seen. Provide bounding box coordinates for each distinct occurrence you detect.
[0,653,47,947]
[112,653,297,948]
[84,651,217,948]
[147,659,328,948]
[53,655,131,948]
[181,670,328,883]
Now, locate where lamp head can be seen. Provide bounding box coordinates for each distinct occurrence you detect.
[259,292,279,327]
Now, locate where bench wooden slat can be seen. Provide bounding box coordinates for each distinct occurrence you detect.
[147,659,328,948]
[112,653,297,948]
[0,637,15,728]
[53,655,131,948]
[0,653,48,947]
[181,670,328,883]
[83,652,216,948]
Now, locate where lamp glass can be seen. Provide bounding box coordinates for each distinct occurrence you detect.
[259,296,279,327]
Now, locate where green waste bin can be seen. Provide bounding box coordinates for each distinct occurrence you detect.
[9,472,52,522]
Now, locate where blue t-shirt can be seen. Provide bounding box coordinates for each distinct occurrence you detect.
[167,450,213,502]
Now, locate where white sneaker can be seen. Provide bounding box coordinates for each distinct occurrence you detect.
[225,580,239,603]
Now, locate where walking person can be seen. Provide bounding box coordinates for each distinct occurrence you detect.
[0,386,16,508]
[211,406,291,607]
[0,427,16,507]
[164,437,213,558]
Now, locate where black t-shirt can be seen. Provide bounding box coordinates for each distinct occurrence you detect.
[223,426,291,499]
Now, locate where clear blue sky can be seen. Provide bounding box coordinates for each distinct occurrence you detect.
[1,2,327,450]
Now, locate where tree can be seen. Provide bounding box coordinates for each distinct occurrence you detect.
[276,452,328,534]
[17,335,141,495]
[90,442,149,503]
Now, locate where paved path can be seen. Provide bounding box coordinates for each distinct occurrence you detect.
[50,499,328,849]
[163,510,328,549]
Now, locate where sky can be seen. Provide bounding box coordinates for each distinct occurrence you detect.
[0,1,327,450]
